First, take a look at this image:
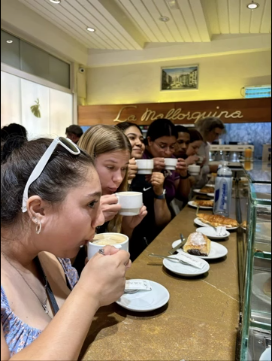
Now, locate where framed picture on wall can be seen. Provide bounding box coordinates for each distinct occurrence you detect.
[161,65,199,91]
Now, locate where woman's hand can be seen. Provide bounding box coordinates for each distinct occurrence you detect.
[153,157,165,172]
[185,155,199,166]
[176,158,188,177]
[79,246,131,308]
[150,172,165,196]
[122,205,148,234]
[128,158,138,181]
[100,195,121,222]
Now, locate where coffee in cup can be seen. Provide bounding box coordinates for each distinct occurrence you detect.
[115,191,143,216]
[88,233,129,259]
[188,164,200,175]
[135,159,154,175]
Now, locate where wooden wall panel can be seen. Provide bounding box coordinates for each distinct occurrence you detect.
[78,98,271,126]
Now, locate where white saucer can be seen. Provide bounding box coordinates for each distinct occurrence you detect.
[116,280,169,312]
[194,217,238,231]
[196,226,230,240]
[188,201,213,210]
[252,273,271,305]
[259,348,271,361]
[163,254,209,276]
[172,240,228,260]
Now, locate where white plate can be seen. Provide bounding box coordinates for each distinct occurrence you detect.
[193,188,215,196]
[163,254,210,276]
[195,226,230,240]
[260,348,271,361]
[194,217,238,231]
[252,273,271,305]
[172,240,228,260]
[116,280,169,312]
[188,201,213,210]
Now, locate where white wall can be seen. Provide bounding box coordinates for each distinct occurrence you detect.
[87,50,271,105]
[1,71,73,139]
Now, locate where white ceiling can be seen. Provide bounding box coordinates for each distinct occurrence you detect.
[17,0,271,51]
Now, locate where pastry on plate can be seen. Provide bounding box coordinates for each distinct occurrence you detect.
[183,232,211,256]
[242,220,247,228]
[200,186,215,193]
[192,200,214,207]
[197,213,238,228]
[263,277,271,297]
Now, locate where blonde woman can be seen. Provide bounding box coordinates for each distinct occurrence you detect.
[73,125,147,273]
[79,124,147,233]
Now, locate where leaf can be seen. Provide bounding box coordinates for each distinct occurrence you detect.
[30,99,41,118]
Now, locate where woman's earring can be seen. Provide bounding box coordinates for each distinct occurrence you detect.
[36,220,42,235]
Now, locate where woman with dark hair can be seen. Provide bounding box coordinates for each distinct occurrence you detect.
[1,123,28,142]
[185,128,204,166]
[115,122,145,181]
[195,117,225,188]
[143,118,191,207]
[116,122,171,261]
[1,136,130,359]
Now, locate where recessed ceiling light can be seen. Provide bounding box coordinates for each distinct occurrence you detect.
[167,0,178,9]
[159,16,170,22]
[6,40,13,44]
[50,0,61,4]
[86,27,96,32]
[247,1,259,9]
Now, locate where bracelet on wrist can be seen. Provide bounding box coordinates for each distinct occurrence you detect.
[154,189,166,199]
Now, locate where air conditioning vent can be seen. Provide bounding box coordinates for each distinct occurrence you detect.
[241,85,271,98]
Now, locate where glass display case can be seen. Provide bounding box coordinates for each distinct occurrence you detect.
[239,179,271,361]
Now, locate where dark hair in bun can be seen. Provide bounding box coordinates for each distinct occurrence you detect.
[1,136,26,164]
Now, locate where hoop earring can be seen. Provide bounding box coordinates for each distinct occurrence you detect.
[36,221,42,235]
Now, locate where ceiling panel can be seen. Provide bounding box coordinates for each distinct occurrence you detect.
[240,0,252,33]
[200,0,221,35]
[66,0,123,50]
[189,0,210,41]
[177,0,201,42]
[250,0,266,33]
[21,0,100,48]
[14,0,271,51]
[260,0,271,33]
[131,0,168,42]
[154,0,183,42]
[217,0,230,34]
[167,5,192,42]
[228,0,240,34]
[143,0,172,42]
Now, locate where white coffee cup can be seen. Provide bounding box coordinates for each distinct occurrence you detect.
[164,158,178,170]
[135,159,154,175]
[115,191,143,216]
[188,164,200,175]
[88,233,129,259]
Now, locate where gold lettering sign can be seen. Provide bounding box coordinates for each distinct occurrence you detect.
[113,105,137,123]
[113,106,244,123]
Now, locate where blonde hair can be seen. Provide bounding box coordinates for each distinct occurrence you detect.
[78,125,132,233]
